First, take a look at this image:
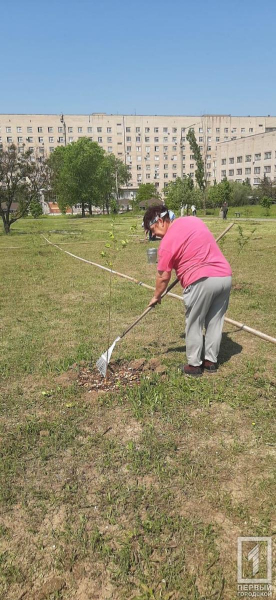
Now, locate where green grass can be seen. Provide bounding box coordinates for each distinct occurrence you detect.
[0,213,275,599]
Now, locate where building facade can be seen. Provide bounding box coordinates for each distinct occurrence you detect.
[1,113,276,194]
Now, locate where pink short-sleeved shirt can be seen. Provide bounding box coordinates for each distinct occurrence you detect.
[157,217,232,289]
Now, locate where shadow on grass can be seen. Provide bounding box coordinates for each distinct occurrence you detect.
[166,332,242,365]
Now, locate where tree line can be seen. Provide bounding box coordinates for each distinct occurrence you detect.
[1,136,275,234]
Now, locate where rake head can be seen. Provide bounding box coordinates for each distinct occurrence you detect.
[96,336,121,377]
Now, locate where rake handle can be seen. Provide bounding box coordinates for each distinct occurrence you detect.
[120,278,180,339]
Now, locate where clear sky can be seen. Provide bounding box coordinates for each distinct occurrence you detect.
[2,0,276,116]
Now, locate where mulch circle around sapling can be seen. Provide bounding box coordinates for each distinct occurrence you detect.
[77,358,166,393]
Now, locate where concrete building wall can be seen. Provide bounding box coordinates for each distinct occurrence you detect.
[216,131,276,185]
[1,113,276,190]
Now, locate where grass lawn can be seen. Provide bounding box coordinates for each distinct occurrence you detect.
[0,213,275,600]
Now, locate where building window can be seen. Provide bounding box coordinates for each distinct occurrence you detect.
[49,137,54,143]
[58,137,64,143]
[87,127,92,133]
[27,137,33,143]
[154,137,159,142]
[107,137,112,143]
[245,168,251,174]
[231,128,237,133]
[126,146,131,152]
[229,170,234,176]
[154,146,159,152]
[221,170,226,177]
[146,174,151,179]
[264,165,271,173]
[97,127,102,132]
[78,127,83,133]
[224,128,228,133]
[49,147,55,153]
[237,169,242,175]
[163,137,168,142]
[68,137,73,143]
[207,146,212,151]
[137,165,142,171]
[229,157,234,164]
[254,153,261,161]
[154,127,159,133]
[254,178,260,184]
[245,155,251,162]
[190,164,194,169]
[199,137,203,142]
[249,128,253,133]
[38,127,43,132]
[126,137,131,142]
[145,127,150,133]
[27,127,32,133]
[254,167,261,174]
[6,127,11,133]
[154,156,159,161]
[222,158,226,165]
[17,137,23,143]
[136,127,140,133]
[237,156,243,163]
[137,156,142,162]
[107,127,112,133]
[126,127,131,132]
[7,137,12,143]
[207,137,211,142]
[216,128,220,133]
[98,137,102,143]
[145,137,150,142]
[216,137,220,142]
[264,152,271,159]
[48,127,53,133]
[136,146,141,152]
[38,137,43,143]
[164,164,168,170]
[16,126,22,133]
[241,128,245,133]
[163,127,168,132]
[136,136,141,142]
[68,127,73,133]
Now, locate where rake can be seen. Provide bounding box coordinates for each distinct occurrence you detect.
[96,278,179,377]
[96,222,235,377]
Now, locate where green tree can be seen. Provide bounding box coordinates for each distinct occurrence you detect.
[135,183,160,207]
[0,145,48,234]
[186,128,206,212]
[258,176,276,201]
[164,176,202,213]
[29,198,43,218]
[261,196,272,216]
[48,138,105,217]
[98,154,131,214]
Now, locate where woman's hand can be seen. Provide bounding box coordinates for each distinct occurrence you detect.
[148,296,161,307]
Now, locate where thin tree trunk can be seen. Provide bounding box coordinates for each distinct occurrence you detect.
[1,214,11,234]
[81,202,86,218]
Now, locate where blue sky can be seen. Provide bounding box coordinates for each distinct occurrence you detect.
[2,0,276,115]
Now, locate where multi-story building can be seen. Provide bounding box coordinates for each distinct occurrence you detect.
[1,113,276,196]
[216,131,276,186]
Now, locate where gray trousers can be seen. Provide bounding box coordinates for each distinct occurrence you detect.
[183,276,232,366]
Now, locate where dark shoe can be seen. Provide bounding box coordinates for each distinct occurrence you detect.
[181,364,202,377]
[203,360,218,374]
